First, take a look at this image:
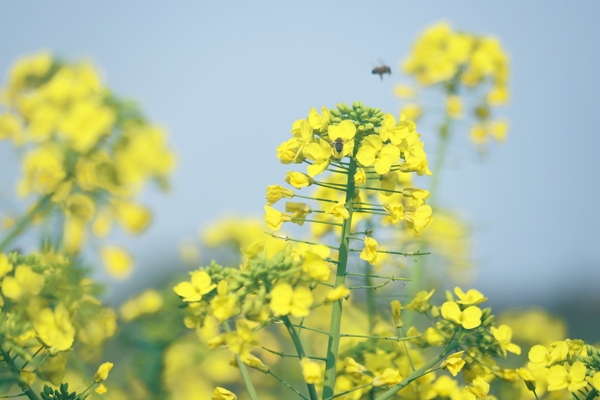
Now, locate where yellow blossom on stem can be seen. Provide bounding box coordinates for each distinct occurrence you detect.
[173,270,217,302]
[354,167,366,185]
[1,265,45,300]
[95,384,107,394]
[383,203,405,224]
[100,246,133,279]
[592,372,600,391]
[404,204,433,236]
[527,344,550,370]
[344,357,367,377]
[285,202,312,226]
[356,135,400,175]
[466,377,490,400]
[441,301,482,329]
[212,387,237,400]
[264,205,292,231]
[515,368,536,391]
[547,361,587,392]
[266,185,294,206]
[269,283,313,317]
[454,287,488,306]
[34,304,76,352]
[308,106,330,132]
[325,201,349,219]
[372,368,402,387]
[277,137,305,164]
[325,285,349,303]
[0,253,12,277]
[405,289,435,313]
[301,358,322,384]
[359,237,378,265]
[210,280,236,322]
[284,171,314,189]
[303,138,332,177]
[243,354,269,373]
[327,120,356,158]
[441,351,465,377]
[94,362,114,382]
[402,188,430,207]
[490,325,521,356]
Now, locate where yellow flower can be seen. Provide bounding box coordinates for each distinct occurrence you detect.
[325,285,349,303]
[17,144,66,197]
[490,325,521,356]
[173,270,217,302]
[327,120,356,158]
[301,358,322,384]
[356,135,400,174]
[515,368,536,391]
[354,168,366,185]
[344,357,367,377]
[441,301,482,329]
[359,237,378,265]
[445,95,463,118]
[100,246,133,279]
[302,138,332,177]
[111,200,152,234]
[210,280,237,322]
[383,203,405,224]
[466,377,490,400]
[269,283,313,317]
[284,171,314,189]
[405,289,435,313]
[33,304,76,352]
[404,205,433,236]
[95,384,107,394]
[527,344,550,370]
[1,265,45,300]
[277,137,305,164]
[547,362,587,392]
[441,351,465,377]
[285,202,312,226]
[264,205,292,231]
[373,368,402,387]
[308,106,330,133]
[325,201,349,219]
[592,372,600,391]
[266,185,294,206]
[0,253,13,278]
[94,362,114,382]
[212,387,237,400]
[454,287,487,306]
[243,354,269,373]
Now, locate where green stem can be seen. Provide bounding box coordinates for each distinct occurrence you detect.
[345,272,410,282]
[374,336,458,400]
[281,316,319,400]
[322,156,358,400]
[0,195,51,252]
[0,347,39,400]
[268,371,309,400]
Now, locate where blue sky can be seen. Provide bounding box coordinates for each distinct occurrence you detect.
[1,1,599,310]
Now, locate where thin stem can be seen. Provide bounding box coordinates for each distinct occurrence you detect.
[268,370,309,400]
[281,316,319,400]
[339,333,423,341]
[289,324,330,336]
[345,272,410,282]
[398,328,415,372]
[294,194,339,204]
[0,347,39,400]
[0,195,51,252]
[348,280,390,290]
[261,346,326,361]
[268,233,340,250]
[291,218,343,227]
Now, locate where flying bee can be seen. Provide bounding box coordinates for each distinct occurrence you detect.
[333,137,344,154]
[372,64,391,80]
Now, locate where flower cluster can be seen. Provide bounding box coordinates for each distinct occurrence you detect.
[0,51,176,276]
[398,22,510,150]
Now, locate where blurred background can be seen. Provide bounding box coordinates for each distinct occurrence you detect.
[1,1,599,341]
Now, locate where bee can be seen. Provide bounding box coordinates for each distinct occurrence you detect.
[372,64,391,80]
[333,137,344,154]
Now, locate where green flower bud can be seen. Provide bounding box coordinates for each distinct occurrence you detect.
[376,111,385,117]
[349,111,358,119]
[430,305,440,318]
[360,112,369,120]
[365,123,374,130]
[329,109,341,117]
[445,290,454,302]
[352,100,360,109]
[331,117,342,123]
[368,117,380,124]
[482,315,495,327]
[481,307,492,320]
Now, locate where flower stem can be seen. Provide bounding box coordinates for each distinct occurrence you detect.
[223,322,259,400]
[0,347,39,400]
[322,157,358,399]
[281,316,319,400]
[0,195,51,252]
